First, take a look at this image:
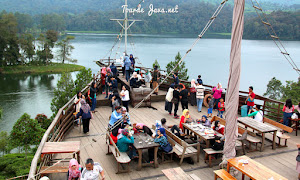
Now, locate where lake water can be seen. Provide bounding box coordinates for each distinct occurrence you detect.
[0,34,299,132]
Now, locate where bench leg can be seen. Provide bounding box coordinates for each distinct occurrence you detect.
[284,139,287,147]
[179,155,185,165]
[209,155,212,168]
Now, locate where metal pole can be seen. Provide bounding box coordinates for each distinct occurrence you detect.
[125,0,128,54]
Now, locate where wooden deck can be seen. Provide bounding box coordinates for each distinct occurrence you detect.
[50,101,299,180]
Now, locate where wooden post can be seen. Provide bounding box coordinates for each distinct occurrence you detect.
[262,100,266,118]
[277,103,281,122]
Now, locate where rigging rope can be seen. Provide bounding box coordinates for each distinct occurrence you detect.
[251,0,300,76]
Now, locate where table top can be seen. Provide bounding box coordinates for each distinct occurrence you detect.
[42,141,80,154]
[183,123,223,140]
[238,117,277,133]
[227,156,287,180]
[162,167,193,180]
[133,133,159,150]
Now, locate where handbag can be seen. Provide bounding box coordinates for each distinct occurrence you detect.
[296,155,300,162]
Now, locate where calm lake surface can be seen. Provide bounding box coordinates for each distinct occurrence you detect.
[1,34,299,132]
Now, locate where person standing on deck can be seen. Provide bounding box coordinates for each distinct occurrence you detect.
[100,67,106,94]
[144,70,152,88]
[173,72,180,85]
[282,99,294,127]
[89,82,97,113]
[195,81,205,113]
[151,65,161,95]
[190,79,197,106]
[197,75,203,85]
[172,84,180,119]
[217,98,225,118]
[74,91,82,125]
[81,158,105,180]
[212,83,223,110]
[124,55,131,82]
[165,85,174,115]
[179,84,189,111]
[110,63,117,77]
[120,85,130,112]
[129,54,135,67]
[245,86,255,114]
[76,99,92,134]
[104,72,111,98]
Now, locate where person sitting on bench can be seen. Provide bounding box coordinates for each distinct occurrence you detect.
[130,72,141,88]
[161,118,185,137]
[135,123,153,136]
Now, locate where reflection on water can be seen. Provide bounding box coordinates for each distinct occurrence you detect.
[0,74,59,132]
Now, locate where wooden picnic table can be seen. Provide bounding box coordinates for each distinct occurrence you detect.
[162,167,200,180]
[237,117,277,151]
[182,123,223,148]
[227,155,287,180]
[133,133,160,171]
[41,141,80,163]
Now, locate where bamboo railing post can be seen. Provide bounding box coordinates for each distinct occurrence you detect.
[277,103,281,122]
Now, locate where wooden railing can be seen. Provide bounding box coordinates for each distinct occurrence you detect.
[97,60,285,121]
[27,71,101,180]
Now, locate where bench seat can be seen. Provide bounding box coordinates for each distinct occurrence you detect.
[108,144,131,164]
[214,169,236,180]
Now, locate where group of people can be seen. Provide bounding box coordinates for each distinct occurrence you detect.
[108,106,174,163]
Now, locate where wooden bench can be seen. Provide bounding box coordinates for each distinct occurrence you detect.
[204,148,223,167]
[263,117,293,147]
[214,169,236,180]
[106,132,131,174]
[162,167,201,180]
[40,166,69,175]
[165,128,200,165]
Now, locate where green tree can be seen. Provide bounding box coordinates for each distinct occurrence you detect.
[74,68,92,93]
[50,73,75,113]
[152,59,161,70]
[0,131,8,156]
[263,77,283,100]
[281,80,300,103]
[36,30,58,64]
[166,52,189,81]
[35,114,51,130]
[56,35,77,64]
[41,13,66,32]
[0,106,2,119]
[19,33,35,64]
[0,12,20,66]
[9,113,45,159]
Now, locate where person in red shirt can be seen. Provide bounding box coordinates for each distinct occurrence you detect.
[245,86,255,114]
[212,120,225,135]
[179,109,193,130]
[217,98,225,118]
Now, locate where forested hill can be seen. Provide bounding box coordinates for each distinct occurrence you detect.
[0,0,299,15]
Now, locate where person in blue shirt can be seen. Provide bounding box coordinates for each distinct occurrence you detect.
[110,63,117,76]
[109,106,123,136]
[129,54,135,66]
[124,56,131,82]
[197,75,203,85]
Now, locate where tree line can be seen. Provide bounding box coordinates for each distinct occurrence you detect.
[0,11,76,67]
[1,4,299,41]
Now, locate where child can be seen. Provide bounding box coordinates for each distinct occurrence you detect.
[218,98,225,118]
[67,159,81,180]
[207,96,214,118]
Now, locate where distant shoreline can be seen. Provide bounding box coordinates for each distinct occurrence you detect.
[0,63,85,75]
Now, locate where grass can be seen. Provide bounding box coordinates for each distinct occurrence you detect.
[0,63,85,75]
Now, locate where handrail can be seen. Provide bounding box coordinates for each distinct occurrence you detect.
[27,71,101,180]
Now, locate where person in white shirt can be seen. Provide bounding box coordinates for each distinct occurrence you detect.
[195,82,205,112]
[120,85,130,112]
[247,105,263,122]
[165,86,174,115]
[81,158,105,180]
[144,70,152,88]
